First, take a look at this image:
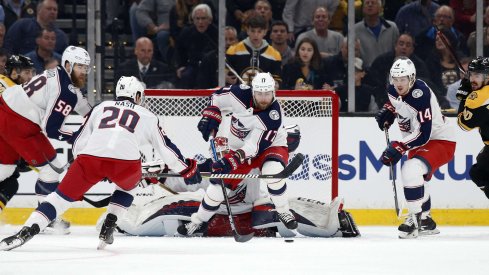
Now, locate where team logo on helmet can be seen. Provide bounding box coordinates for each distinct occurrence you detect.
[412,89,423,98]
[269,110,280,120]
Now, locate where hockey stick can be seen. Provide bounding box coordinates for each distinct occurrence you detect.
[225,62,246,84]
[209,137,254,243]
[384,127,402,218]
[435,25,466,75]
[43,154,72,174]
[143,153,305,179]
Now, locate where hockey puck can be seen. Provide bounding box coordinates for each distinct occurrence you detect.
[284,239,294,243]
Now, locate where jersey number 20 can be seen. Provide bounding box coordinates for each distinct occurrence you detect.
[99,106,140,133]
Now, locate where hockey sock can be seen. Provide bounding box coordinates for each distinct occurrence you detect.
[107,189,135,218]
[196,183,224,222]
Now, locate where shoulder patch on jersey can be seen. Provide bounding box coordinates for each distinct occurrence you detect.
[412,89,423,98]
[47,69,56,78]
[68,84,78,94]
[269,110,280,120]
[239,84,250,90]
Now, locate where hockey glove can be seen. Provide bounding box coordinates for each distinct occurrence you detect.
[180,158,202,185]
[456,77,472,101]
[211,150,246,174]
[375,103,396,130]
[380,141,408,166]
[197,106,222,141]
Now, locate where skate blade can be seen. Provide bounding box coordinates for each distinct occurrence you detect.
[398,230,419,239]
[97,240,108,250]
[0,239,22,251]
[42,227,71,235]
[419,228,440,236]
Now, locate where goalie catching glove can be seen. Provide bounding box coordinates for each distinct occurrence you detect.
[380,141,408,166]
[198,106,222,141]
[375,103,396,130]
[212,150,246,174]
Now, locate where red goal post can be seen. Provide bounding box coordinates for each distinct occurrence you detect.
[144,89,339,201]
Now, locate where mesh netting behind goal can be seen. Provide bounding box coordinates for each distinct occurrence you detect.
[143,89,338,201]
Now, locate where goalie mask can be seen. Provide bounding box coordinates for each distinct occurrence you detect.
[62,46,91,75]
[389,57,416,92]
[211,137,230,158]
[116,76,145,105]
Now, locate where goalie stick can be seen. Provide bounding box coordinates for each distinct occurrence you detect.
[143,153,305,179]
[209,137,254,243]
[384,126,402,218]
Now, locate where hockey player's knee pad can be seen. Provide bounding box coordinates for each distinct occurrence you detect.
[0,164,17,181]
[401,158,428,187]
[262,160,285,185]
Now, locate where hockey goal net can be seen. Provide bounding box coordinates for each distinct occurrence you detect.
[143,89,339,201]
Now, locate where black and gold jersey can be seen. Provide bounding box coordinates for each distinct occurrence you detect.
[0,74,15,94]
[458,85,489,145]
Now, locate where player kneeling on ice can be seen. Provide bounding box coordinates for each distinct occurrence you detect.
[177,72,302,236]
[375,57,456,239]
[111,128,359,238]
[0,76,201,251]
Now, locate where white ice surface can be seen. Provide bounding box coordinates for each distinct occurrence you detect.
[1,226,489,275]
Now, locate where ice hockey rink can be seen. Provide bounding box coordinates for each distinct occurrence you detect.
[1,225,489,275]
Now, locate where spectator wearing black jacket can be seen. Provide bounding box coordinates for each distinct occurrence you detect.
[175,3,217,88]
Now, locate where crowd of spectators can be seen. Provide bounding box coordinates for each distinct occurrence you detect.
[0,0,485,112]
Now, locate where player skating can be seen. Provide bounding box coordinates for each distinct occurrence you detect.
[0,76,202,251]
[177,72,298,236]
[0,47,92,233]
[375,57,456,239]
[457,57,489,201]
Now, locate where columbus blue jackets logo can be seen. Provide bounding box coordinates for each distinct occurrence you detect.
[230,116,251,140]
[269,110,280,120]
[412,89,423,98]
[398,114,411,132]
[68,84,78,94]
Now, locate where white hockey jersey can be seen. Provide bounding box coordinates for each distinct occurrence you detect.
[387,79,455,149]
[210,84,287,159]
[1,67,91,141]
[72,99,188,173]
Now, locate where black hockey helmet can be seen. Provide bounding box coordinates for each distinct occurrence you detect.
[468,56,489,74]
[5,55,35,76]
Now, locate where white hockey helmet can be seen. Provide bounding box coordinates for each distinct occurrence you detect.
[252,72,276,97]
[62,46,91,74]
[389,56,416,88]
[116,76,145,105]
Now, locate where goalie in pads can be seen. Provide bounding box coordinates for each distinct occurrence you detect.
[109,126,359,238]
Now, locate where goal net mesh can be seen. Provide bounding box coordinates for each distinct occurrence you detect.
[143,89,338,201]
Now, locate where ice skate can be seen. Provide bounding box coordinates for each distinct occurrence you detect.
[0,224,40,251]
[177,213,208,236]
[419,215,440,236]
[43,218,71,235]
[97,213,117,250]
[277,209,298,230]
[398,212,421,239]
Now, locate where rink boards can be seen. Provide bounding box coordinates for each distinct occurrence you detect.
[4,116,489,225]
